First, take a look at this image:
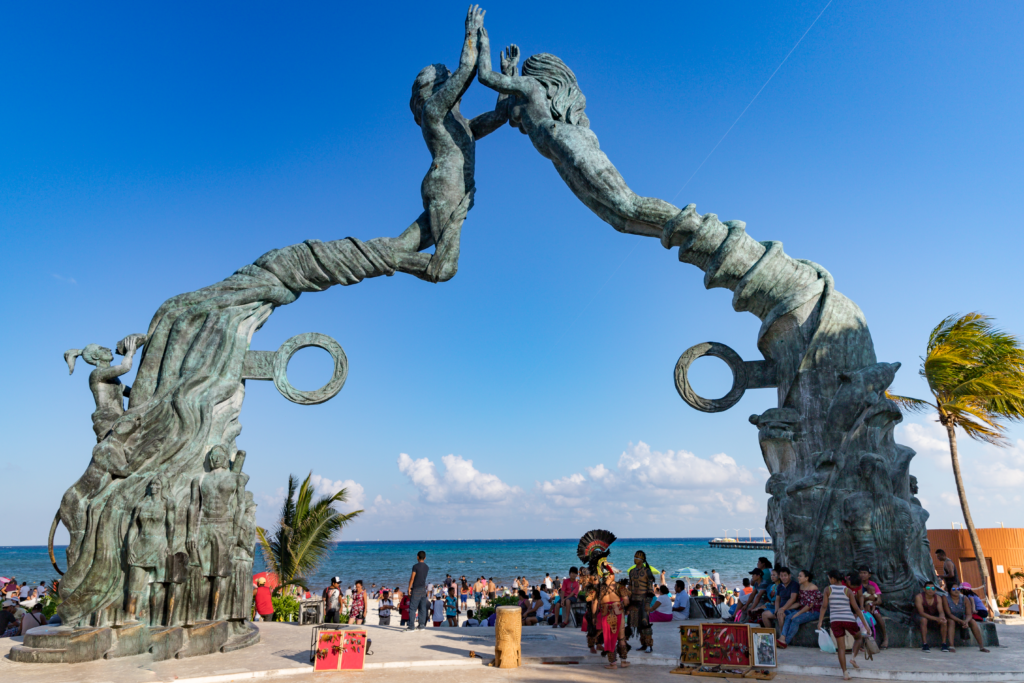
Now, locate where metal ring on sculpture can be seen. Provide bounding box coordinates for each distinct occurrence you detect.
[272,333,348,405]
[674,342,747,413]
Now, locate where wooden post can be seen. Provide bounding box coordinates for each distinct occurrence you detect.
[494,605,521,668]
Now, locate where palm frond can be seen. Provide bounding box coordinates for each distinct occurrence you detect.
[259,473,363,592]
[885,391,933,413]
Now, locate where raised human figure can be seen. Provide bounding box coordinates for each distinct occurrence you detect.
[185,446,244,622]
[393,5,516,283]
[64,336,139,441]
[125,478,176,625]
[476,28,680,238]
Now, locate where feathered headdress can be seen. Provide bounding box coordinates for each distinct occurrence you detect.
[577,529,617,572]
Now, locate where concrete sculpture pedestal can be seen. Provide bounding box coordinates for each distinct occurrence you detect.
[10,621,259,663]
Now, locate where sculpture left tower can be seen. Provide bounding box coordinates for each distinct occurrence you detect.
[14,236,408,663]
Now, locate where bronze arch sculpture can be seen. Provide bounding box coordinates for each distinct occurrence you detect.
[22,6,941,663]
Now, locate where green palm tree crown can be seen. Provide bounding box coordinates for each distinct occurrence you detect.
[888,312,1024,602]
[888,312,1024,439]
[257,472,363,595]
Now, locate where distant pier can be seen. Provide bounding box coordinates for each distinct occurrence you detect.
[708,538,773,550]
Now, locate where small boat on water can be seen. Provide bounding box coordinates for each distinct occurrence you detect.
[708,537,773,550]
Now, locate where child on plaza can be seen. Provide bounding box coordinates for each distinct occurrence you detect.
[818,569,868,680]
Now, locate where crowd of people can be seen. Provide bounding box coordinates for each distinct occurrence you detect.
[705,552,996,680]
[0,577,58,637]
[284,546,1001,678]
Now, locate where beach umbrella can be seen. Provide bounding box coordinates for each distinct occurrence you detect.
[670,567,705,580]
[252,571,279,589]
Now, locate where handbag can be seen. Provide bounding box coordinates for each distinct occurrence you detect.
[862,631,879,659]
[816,627,837,654]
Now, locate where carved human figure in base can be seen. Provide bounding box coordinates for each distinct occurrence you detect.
[125,478,176,625]
[186,446,245,623]
[229,491,257,620]
[393,5,517,283]
[64,336,139,441]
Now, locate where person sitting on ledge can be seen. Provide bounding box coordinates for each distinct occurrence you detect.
[958,583,991,622]
[649,585,673,622]
[778,570,820,649]
[945,584,990,653]
[915,581,950,652]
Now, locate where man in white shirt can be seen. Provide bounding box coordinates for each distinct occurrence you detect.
[672,580,690,621]
[378,589,393,626]
[539,589,551,620]
[544,574,553,590]
[711,570,721,587]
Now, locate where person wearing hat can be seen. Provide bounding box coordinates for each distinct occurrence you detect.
[254,577,274,622]
[324,577,342,624]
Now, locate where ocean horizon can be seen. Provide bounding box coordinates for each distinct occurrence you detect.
[2,537,769,594]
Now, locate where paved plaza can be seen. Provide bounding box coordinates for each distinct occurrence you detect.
[2,619,1022,683]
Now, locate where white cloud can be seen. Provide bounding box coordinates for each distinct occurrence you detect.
[308,474,365,513]
[308,442,771,539]
[536,441,759,522]
[615,442,754,488]
[940,492,960,506]
[397,452,520,504]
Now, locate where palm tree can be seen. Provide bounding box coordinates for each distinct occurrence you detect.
[889,313,1024,602]
[256,472,363,595]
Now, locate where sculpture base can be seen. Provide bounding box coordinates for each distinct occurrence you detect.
[787,616,999,649]
[10,620,260,663]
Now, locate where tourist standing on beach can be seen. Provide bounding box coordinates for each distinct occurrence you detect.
[472,577,483,608]
[445,587,458,626]
[459,577,470,610]
[557,567,580,628]
[378,589,393,626]
[324,577,342,624]
[350,580,367,625]
[407,550,430,631]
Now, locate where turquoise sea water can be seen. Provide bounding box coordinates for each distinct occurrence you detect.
[3,538,766,594]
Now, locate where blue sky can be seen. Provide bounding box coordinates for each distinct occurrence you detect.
[3,1,1023,545]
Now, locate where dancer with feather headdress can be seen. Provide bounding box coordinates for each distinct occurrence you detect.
[577,530,628,665]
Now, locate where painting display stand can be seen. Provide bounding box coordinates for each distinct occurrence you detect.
[311,627,368,671]
[671,623,776,680]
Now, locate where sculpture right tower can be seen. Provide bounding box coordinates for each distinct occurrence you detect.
[665,205,935,616]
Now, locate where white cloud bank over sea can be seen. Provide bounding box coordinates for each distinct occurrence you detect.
[254,421,1024,540]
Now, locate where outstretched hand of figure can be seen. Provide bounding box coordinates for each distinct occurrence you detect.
[466,4,485,34]
[123,336,138,357]
[500,44,520,76]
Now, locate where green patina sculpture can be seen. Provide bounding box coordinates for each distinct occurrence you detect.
[25,7,953,662]
[475,22,937,638]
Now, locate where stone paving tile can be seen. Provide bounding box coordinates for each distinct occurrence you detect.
[1,619,1021,682]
